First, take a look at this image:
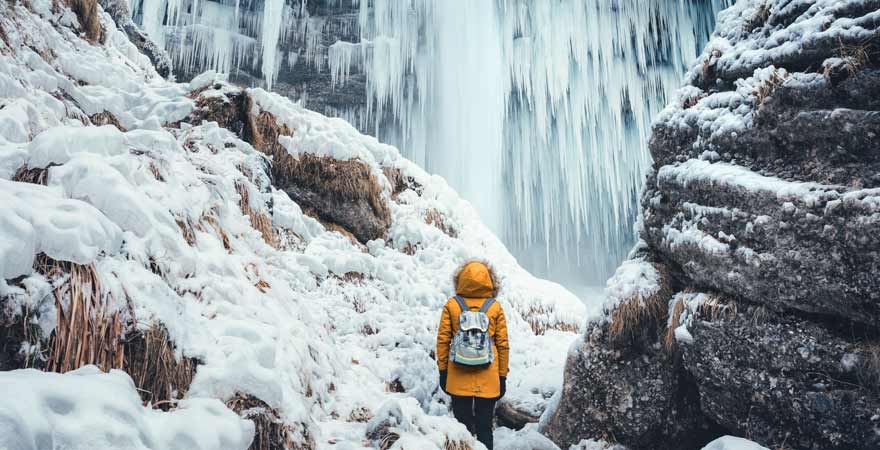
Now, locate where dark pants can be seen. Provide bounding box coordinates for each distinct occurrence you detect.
[451,395,497,450]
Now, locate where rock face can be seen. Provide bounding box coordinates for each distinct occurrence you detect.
[186,82,392,244]
[546,1,880,449]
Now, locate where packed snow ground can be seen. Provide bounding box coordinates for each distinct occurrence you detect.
[0,2,593,449]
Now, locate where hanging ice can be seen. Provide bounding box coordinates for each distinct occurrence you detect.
[353,0,730,285]
[129,0,729,287]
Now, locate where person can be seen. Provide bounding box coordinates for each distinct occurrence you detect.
[436,260,509,450]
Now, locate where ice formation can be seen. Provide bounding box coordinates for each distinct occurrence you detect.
[0,2,589,448]
[129,0,732,286]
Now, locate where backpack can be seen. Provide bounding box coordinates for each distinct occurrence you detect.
[450,295,495,366]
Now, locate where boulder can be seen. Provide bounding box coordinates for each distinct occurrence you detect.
[680,305,880,450]
[544,324,720,450]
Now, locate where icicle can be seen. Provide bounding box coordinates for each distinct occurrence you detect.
[260,0,286,90]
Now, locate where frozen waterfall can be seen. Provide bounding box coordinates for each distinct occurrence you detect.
[131,0,729,287]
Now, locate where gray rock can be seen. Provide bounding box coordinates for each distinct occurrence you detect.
[680,305,880,450]
[543,325,720,450]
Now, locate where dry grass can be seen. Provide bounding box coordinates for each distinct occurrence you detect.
[89,111,126,131]
[607,265,672,342]
[236,182,279,248]
[378,432,401,450]
[12,165,51,185]
[425,209,457,237]
[123,325,197,409]
[65,0,104,44]
[198,211,232,252]
[32,254,126,373]
[521,304,580,335]
[443,439,474,450]
[835,37,872,77]
[347,407,372,423]
[278,153,390,225]
[664,293,736,351]
[382,166,421,199]
[176,217,197,247]
[754,68,788,109]
[227,393,316,450]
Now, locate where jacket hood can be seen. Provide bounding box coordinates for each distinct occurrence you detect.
[453,260,499,298]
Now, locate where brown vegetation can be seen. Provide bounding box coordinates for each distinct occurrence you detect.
[425,209,457,237]
[236,182,279,248]
[30,255,126,373]
[383,166,421,199]
[123,325,197,409]
[65,0,104,44]
[607,264,672,342]
[12,165,51,185]
[663,293,735,351]
[90,111,126,131]
[226,393,316,450]
[754,68,788,110]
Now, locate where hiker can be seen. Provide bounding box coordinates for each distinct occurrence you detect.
[436,260,510,450]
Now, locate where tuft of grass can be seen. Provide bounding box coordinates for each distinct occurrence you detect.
[664,293,736,352]
[425,209,457,238]
[754,68,788,110]
[378,432,400,450]
[198,211,232,252]
[227,393,316,450]
[444,439,474,450]
[123,325,197,409]
[236,181,279,248]
[521,304,580,335]
[89,111,126,131]
[12,165,52,185]
[176,217,197,247]
[66,0,104,44]
[607,265,672,342]
[33,255,126,374]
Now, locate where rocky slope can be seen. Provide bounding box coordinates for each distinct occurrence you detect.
[544,1,880,450]
[0,1,586,449]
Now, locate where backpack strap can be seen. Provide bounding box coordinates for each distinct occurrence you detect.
[479,298,496,314]
[453,295,470,313]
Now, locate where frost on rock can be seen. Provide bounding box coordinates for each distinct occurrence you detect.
[0,2,585,449]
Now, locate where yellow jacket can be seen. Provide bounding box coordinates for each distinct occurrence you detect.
[436,261,510,398]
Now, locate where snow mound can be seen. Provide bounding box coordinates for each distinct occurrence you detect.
[0,179,122,279]
[0,366,254,450]
[702,436,770,450]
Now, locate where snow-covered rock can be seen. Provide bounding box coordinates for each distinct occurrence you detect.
[546,1,880,450]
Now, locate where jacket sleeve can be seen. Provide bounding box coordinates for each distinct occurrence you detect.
[436,301,453,371]
[494,305,510,377]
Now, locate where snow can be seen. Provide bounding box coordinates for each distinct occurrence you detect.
[494,425,561,450]
[0,366,254,450]
[0,179,123,279]
[702,436,770,450]
[0,2,586,449]
[597,256,662,322]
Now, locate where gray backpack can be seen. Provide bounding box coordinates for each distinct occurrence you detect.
[450,295,495,366]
